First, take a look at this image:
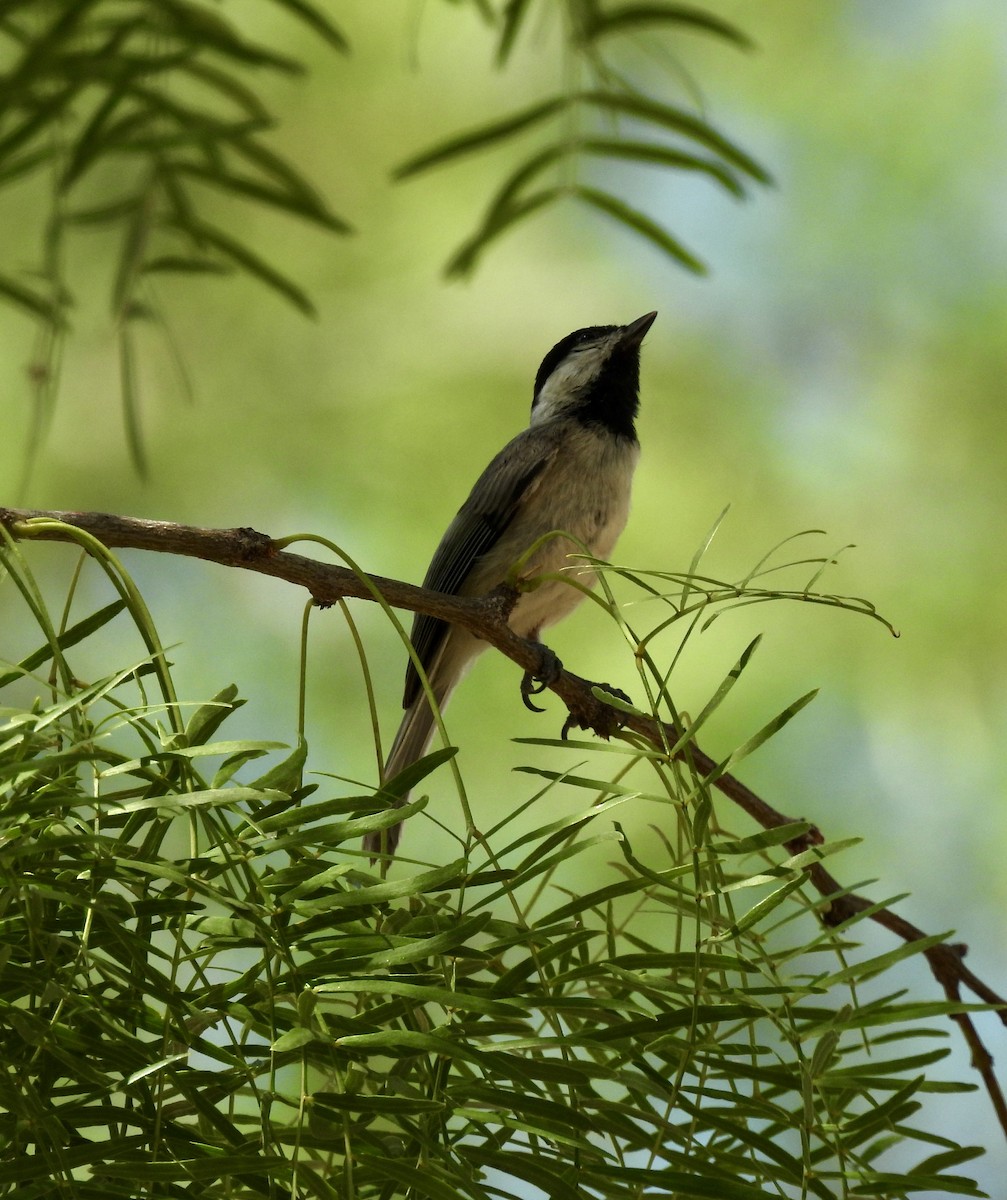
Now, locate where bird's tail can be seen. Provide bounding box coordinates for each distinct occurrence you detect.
[363,677,452,858]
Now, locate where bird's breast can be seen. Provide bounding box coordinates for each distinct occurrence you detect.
[498,426,639,637]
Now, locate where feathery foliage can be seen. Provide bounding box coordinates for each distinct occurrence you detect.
[0,526,990,1198]
[0,0,349,483]
[1,1,765,482]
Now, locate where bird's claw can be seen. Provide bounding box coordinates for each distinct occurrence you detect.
[520,644,562,712]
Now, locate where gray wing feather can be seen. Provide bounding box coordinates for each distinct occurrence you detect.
[403,425,562,707]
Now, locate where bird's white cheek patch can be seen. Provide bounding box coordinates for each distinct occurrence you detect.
[531,342,615,424]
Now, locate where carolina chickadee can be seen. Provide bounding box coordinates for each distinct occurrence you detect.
[367,311,657,856]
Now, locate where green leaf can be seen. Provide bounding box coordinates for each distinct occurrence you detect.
[446,188,560,277]
[378,744,458,796]
[0,144,58,185]
[139,255,232,276]
[250,738,306,791]
[294,861,465,912]
[334,1028,484,1063]
[166,216,317,316]
[271,1026,316,1051]
[117,321,148,479]
[815,932,956,988]
[711,874,808,940]
[182,685,242,746]
[720,688,819,772]
[394,97,567,179]
[575,185,708,273]
[580,88,772,182]
[709,822,814,855]
[269,0,350,52]
[583,3,755,50]
[0,600,126,689]
[354,1155,469,1200]
[583,136,747,194]
[146,0,303,73]
[312,1092,443,1115]
[909,1145,986,1177]
[496,0,534,65]
[0,82,82,162]
[314,978,525,1017]
[365,912,494,967]
[0,272,66,326]
[175,162,352,233]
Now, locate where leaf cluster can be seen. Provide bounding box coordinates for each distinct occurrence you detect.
[396,2,769,276]
[1,1,770,484]
[0,0,349,481]
[0,529,991,1197]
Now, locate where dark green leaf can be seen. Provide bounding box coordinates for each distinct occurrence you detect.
[139,255,233,276]
[394,96,567,179]
[166,216,317,316]
[575,185,708,273]
[446,188,561,277]
[0,144,57,184]
[583,3,755,50]
[117,320,148,479]
[583,137,747,194]
[176,161,351,232]
[496,0,534,65]
[0,272,66,326]
[0,600,127,689]
[269,0,350,52]
[581,88,772,182]
[145,0,303,73]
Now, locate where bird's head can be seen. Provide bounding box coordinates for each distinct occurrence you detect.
[530,311,657,439]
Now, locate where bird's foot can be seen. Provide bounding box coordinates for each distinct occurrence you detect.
[520,644,563,713]
[561,682,633,740]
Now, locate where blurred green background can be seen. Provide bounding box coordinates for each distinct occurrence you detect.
[1,0,1004,1185]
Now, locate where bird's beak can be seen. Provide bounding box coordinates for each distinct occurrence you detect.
[620,311,658,348]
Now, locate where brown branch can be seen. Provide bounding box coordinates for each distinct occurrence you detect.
[2,505,1005,1134]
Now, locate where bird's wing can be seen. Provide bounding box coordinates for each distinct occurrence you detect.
[402,425,563,708]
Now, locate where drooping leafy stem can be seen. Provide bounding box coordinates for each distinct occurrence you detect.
[2,2,766,484]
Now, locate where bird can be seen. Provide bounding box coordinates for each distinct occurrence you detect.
[365,311,657,857]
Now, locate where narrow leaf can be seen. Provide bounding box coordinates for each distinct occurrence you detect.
[581,88,772,182]
[497,0,534,65]
[167,216,317,316]
[118,322,149,479]
[269,0,350,51]
[711,874,807,940]
[175,162,351,233]
[575,185,708,273]
[446,188,560,276]
[394,97,567,179]
[722,689,819,771]
[584,4,755,50]
[0,599,127,689]
[0,273,65,326]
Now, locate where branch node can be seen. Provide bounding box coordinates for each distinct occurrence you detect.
[234,526,274,560]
